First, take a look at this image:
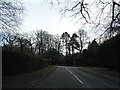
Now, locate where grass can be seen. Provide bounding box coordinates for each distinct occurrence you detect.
[3,65,56,88]
[14,65,56,77]
[81,67,120,77]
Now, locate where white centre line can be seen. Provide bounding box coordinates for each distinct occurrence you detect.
[65,67,72,74]
[69,70,73,74]
[66,67,73,74]
[73,75,83,84]
[65,67,84,84]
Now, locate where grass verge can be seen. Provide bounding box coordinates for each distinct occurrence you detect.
[16,65,55,77]
[3,65,56,88]
[78,67,120,77]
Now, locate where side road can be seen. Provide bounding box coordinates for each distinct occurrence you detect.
[77,67,120,84]
[2,66,56,88]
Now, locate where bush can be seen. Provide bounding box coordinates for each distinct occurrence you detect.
[2,50,48,76]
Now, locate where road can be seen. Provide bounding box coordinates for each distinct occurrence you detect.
[26,66,119,88]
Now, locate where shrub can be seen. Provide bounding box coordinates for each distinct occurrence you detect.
[2,50,48,76]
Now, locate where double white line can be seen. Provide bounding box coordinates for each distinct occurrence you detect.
[65,67,83,84]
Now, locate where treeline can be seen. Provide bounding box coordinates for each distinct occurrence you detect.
[1,29,120,76]
[1,30,61,55]
[1,29,89,76]
[64,34,120,70]
[1,29,89,70]
[1,30,61,76]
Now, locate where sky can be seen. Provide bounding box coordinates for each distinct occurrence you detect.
[20,0,108,41]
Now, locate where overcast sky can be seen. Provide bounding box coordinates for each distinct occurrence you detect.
[21,0,112,41]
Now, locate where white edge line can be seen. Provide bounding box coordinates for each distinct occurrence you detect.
[73,75,83,84]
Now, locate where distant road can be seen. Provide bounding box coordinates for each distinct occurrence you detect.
[27,66,119,88]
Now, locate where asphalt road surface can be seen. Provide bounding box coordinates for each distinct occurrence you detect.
[26,66,119,88]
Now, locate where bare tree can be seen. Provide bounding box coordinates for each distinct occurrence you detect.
[27,33,36,53]
[35,30,50,55]
[16,33,30,53]
[54,35,61,52]
[77,29,89,53]
[60,0,90,23]
[110,1,120,36]
[47,0,90,22]
[61,32,70,55]
[1,31,17,49]
[46,34,55,50]
[0,0,24,32]
[48,0,120,40]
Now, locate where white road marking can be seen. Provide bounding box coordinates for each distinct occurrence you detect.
[65,67,84,84]
[65,67,73,74]
[73,75,83,84]
[69,70,73,74]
